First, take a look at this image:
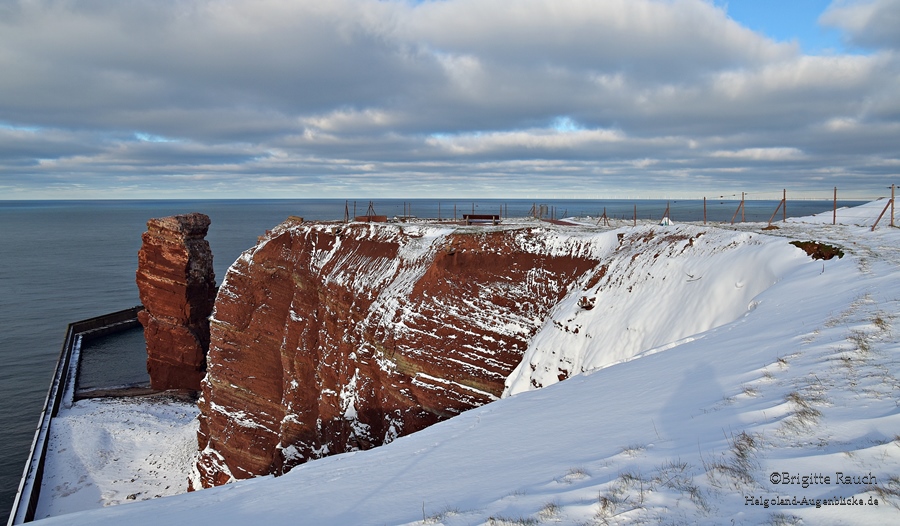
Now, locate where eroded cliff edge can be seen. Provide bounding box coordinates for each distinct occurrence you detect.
[192,220,605,487]
[190,219,807,490]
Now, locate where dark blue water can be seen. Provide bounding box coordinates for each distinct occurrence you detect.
[0,197,863,522]
[77,327,149,392]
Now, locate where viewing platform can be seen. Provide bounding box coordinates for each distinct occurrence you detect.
[8,306,148,525]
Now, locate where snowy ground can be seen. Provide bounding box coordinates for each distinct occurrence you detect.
[31,200,900,525]
[33,395,198,519]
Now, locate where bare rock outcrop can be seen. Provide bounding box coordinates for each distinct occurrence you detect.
[192,221,601,488]
[136,213,216,391]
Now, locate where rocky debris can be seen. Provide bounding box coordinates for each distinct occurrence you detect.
[192,222,603,488]
[789,240,845,260]
[136,213,216,391]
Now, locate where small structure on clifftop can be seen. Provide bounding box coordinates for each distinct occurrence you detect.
[136,213,216,391]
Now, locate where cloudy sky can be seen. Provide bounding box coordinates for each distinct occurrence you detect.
[1,0,898,199]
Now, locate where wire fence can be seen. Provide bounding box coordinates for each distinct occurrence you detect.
[349,185,897,229]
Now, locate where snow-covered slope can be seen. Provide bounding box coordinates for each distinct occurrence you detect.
[32,202,900,525]
[504,225,807,396]
[33,396,199,519]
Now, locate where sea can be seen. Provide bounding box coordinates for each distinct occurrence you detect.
[0,197,864,522]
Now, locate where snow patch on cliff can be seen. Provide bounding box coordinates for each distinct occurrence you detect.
[504,224,809,396]
[210,401,268,431]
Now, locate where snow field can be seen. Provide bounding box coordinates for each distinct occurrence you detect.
[33,396,199,519]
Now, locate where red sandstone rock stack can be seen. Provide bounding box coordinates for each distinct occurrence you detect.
[192,221,599,488]
[136,213,216,392]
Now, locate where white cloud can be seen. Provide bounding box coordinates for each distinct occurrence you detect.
[301,109,399,133]
[824,117,861,132]
[821,0,900,50]
[403,0,792,76]
[426,126,624,154]
[712,54,880,99]
[711,147,806,161]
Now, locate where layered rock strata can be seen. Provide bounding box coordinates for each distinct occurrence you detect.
[136,213,216,391]
[193,221,605,488]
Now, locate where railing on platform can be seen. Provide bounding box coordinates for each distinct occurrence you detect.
[7,306,142,526]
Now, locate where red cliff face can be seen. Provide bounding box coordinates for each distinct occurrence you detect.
[136,213,216,392]
[193,221,603,488]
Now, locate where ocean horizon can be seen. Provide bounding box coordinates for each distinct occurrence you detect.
[0,197,866,522]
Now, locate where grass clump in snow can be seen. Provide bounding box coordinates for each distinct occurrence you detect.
[781,390,824,433]
[867,474,900,510]
[595,493,621,524]
[487,516,539,526]
[786,391,822,419]
[703,431,760,489]
[595,459,712,523]
[422,505,461,524]
[848,329,873,355]
[873,312,892,333]
[769,512,803,525]
[653,459,709,513]
[537,501,560,521]
[618,470,645,493]
[559,466,591,484]
[567,466,590,477]
[621,444,646,457]
[596,472,644,523]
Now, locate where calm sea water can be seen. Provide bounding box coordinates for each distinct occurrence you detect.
[0,197,863,521]
[77,327,149,392]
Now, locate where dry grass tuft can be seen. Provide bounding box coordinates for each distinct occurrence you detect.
[867,475,900,510]
[703,431,760,489]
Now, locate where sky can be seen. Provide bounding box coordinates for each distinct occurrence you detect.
[1,0,898,200]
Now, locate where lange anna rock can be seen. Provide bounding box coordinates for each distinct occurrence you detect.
[136,213,216,392]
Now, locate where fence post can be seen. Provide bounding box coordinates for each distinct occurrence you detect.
[783,188,787,222]
[767,190,787,226]
[597,207,610,227]
[892,184,895,227]
[833,187,837,225]
[872,198,893,231]
[703,196,707,224]
[730,193,745,225]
